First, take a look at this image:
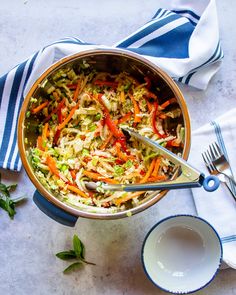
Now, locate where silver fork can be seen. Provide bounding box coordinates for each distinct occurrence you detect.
[208,142,236,186]
[202,152,236,201]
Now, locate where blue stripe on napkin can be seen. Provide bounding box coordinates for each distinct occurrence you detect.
[221,235,236,243]
[178,41,224,85]
[128,22,194,58]
[116,14,180,48]
[0,74,7,107]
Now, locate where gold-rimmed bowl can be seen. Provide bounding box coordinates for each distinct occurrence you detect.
[18,49,191,222]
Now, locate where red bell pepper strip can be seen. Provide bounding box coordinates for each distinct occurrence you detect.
[67,84,77,90]
[43,98,65,123]
[94,80,118,88]
[144,77,151,89]
[114,137,128,153]
[104,112,124,138]
[53,101,64,145]
[148,91,157,99]
[152,102,166,138]
[95,93,125,138]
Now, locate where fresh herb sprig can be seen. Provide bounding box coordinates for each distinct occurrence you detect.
[56,234,96,274]
[0,173,26,219]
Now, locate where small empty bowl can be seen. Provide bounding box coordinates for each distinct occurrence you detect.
[142,215,222,294]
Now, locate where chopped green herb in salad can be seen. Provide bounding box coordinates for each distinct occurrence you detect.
[25,62,184,213]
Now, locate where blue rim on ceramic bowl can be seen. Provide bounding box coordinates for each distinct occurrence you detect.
[141,214,223,294]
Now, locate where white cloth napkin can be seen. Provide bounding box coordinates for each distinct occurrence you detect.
[0,0,223,171]
[190,108,236,268]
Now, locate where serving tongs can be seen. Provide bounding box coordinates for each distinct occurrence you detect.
[85,128,220,192]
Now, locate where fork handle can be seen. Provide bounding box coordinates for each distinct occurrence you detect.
[221,169,236,186]
[223,181,236,201]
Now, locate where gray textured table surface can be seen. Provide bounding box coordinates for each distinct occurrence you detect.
[1,1,236,294]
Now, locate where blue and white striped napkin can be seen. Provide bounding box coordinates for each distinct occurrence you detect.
[190,109,236,269]
[0,0,223,171]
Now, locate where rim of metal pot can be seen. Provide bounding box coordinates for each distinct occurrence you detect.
[18,48,191,219]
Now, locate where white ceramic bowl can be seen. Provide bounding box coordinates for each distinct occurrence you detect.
[142,215,222,294]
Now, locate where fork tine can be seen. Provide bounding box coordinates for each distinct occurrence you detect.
[211,142,220,157]
[209,144,217,160]
[206,149,213,162]
[202,152,216,174]
[214,141,223,156]
[206,151,217,172]
[202,152,208,165]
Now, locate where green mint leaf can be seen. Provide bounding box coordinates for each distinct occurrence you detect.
[7,184,17,192]
[56,250,77,260]
[63,262,83,274]
[73,235,84,258]
[0,199,7,211]
[0,198,16,219]
[0,183,10,197]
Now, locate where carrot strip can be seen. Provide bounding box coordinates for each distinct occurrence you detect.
[42,123,49,141]
[53,91,60,101]
[115,191,144,206]
[147,175,167,182]
[115,142,129,162]
[41,123,49,151]
[118,112,132,124]
[102,178,118,184]
[31,101,49,114]
[100,133,113,150]
[67,185,89,198]
[139,158,156,183]
[146,100,153,112]
[46,156,60,177]
[159,113,167,119]
[120,90,125,103]
[152,157,161,177]
[72,79,80,102]
[37,136,44,151]
[57,102,80,130]
[160,98,177,109]
[83,170,118,184]
[130,95,141,123]
[70,170,77,180]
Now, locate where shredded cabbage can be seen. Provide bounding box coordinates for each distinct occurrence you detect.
[26,64,185,212]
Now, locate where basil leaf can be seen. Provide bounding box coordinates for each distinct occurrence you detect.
[63,262,83,274]
[56,250,77,260]
[73,235,84,258]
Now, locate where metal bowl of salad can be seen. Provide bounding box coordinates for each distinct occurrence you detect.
[18,49,191,220]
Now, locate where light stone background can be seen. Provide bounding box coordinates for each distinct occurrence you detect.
[1,0,236,294]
